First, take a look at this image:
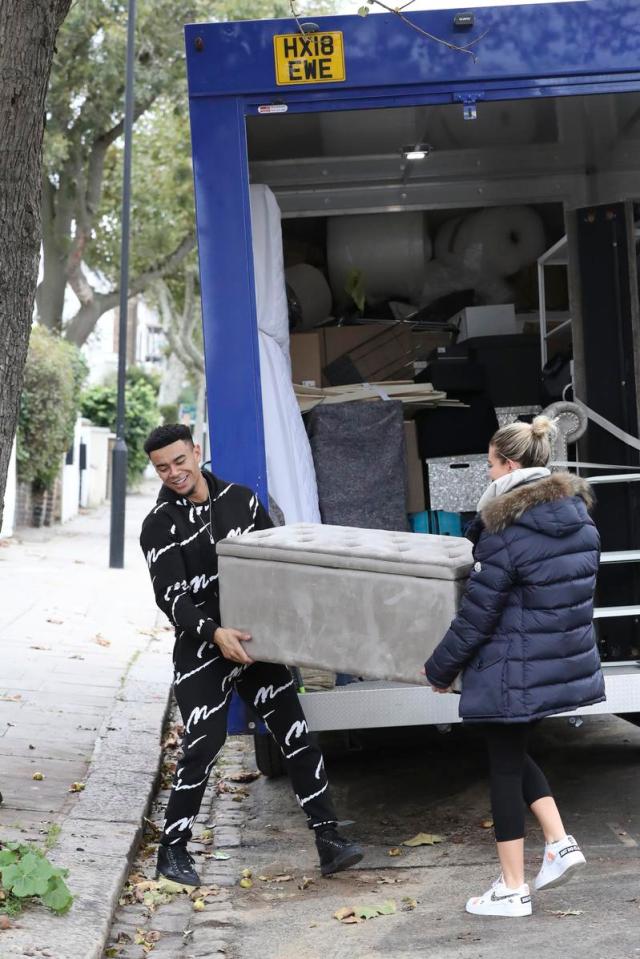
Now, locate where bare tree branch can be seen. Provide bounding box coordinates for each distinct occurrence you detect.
[358,0,488,60]
[64,231,197,345]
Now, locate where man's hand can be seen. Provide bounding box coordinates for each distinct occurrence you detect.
[213,627,254,665]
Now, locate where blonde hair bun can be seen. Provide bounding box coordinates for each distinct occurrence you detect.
[530,415,558,440]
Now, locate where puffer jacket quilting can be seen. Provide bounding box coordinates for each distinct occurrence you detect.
[424,473,606,722]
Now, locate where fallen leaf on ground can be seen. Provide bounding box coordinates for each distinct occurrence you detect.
[32,772,44,781]
[69,782,86,792]
[378,876,404,885]
[402,897,418,911]
[402,833,445,847]
[0,694,21,702]
[46,617,63,625]
[193,898,205,911]
[239,878,253,889]
[227,771,261,783]
[134,928,161,953]
[94,634,111,647]
[30,645,51,651]
[0,915,11,930]
[334,900,397,923]
[258,874,292,883]
[388,847,402,857]
[549,909,584,918]
[334,906,356,921]
[298,876,314,890]
[241,868,252,878]
[210,850,230,860]
[189,886,218,900]
[480,819,494,829]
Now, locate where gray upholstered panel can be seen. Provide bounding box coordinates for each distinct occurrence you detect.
[218,525,472,684]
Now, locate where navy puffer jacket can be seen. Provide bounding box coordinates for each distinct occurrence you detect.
[425,473,605,723]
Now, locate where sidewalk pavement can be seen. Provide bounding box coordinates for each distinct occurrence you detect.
[0,484,175,958]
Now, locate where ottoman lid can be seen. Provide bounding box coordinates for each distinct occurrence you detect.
[217,523,473,581]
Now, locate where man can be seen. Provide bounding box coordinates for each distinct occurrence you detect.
[140,424,363,886]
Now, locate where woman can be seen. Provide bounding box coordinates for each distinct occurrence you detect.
[424,416,605,918]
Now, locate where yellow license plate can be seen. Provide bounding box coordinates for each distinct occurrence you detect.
[273,31,345,86]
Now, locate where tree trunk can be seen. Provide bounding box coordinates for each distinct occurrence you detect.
[158,351,188,410]
[36,174,74,332]
[0,0,73,530]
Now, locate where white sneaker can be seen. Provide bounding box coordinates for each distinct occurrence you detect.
[534,835,586,891]
[466,876,532,917]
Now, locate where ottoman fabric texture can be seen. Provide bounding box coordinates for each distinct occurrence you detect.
[218,524,473,684]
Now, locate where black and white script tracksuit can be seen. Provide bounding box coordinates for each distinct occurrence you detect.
[140,470,337,846]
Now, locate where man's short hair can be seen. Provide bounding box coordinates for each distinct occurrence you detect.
[144,424,194,455]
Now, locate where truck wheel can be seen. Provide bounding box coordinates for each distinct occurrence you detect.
[253,731,286,778]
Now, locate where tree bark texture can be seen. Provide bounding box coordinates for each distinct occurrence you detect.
[0,0,72,528]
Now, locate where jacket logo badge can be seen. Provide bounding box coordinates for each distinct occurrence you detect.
[474,561,482,573]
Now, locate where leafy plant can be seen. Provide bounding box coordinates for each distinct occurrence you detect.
[17,326,88,491]
[0,843,73,916]
[80,371,159,484]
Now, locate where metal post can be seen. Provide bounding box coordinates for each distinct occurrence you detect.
[109,0,137,569]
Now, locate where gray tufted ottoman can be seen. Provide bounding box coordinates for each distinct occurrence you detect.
[218,524,473,684]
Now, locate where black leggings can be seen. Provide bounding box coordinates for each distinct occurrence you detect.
[483,723,553,842]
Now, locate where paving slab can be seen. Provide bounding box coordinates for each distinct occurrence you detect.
[0,487,175,959]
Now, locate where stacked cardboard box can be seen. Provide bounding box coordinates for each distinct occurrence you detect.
[290,324,452,387]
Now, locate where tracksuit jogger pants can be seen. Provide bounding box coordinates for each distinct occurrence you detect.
[161,640,337,846]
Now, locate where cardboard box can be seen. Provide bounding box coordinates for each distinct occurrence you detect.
[290,331,325,387]
[324,324,414,385]
[404,420,426,513]
[323,324,391,365]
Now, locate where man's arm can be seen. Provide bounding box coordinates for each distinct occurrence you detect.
[140,513,219,645]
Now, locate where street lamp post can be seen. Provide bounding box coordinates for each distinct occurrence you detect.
[109,0,137,569]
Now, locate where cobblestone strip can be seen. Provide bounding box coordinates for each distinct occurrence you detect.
[103,710,255,959]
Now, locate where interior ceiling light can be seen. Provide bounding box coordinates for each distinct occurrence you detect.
[402,143,431,161]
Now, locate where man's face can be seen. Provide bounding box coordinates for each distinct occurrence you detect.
[149,440,202,498]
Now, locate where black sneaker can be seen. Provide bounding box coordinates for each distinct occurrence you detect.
[156,843,201,886]
[315,828,364,877]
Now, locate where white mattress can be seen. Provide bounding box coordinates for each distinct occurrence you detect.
[250,184,321,524]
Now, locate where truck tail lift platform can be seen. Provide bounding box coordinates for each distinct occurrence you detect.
[184,1,640,765]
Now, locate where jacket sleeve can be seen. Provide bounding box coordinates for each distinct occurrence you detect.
[140,513,219,644]
[425,531,515,689]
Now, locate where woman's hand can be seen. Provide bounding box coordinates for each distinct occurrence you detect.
[420,667,452,693]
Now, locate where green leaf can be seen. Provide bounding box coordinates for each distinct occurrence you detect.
[358,5,369,15]
[344,268,366,314]
[2,850,57,899]
[41,878,74,914]
[211,850,230,860]
[0,850,19,868]
[378,900,397,915]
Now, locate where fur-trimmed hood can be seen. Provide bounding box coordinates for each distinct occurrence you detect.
[481,472,594,535]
